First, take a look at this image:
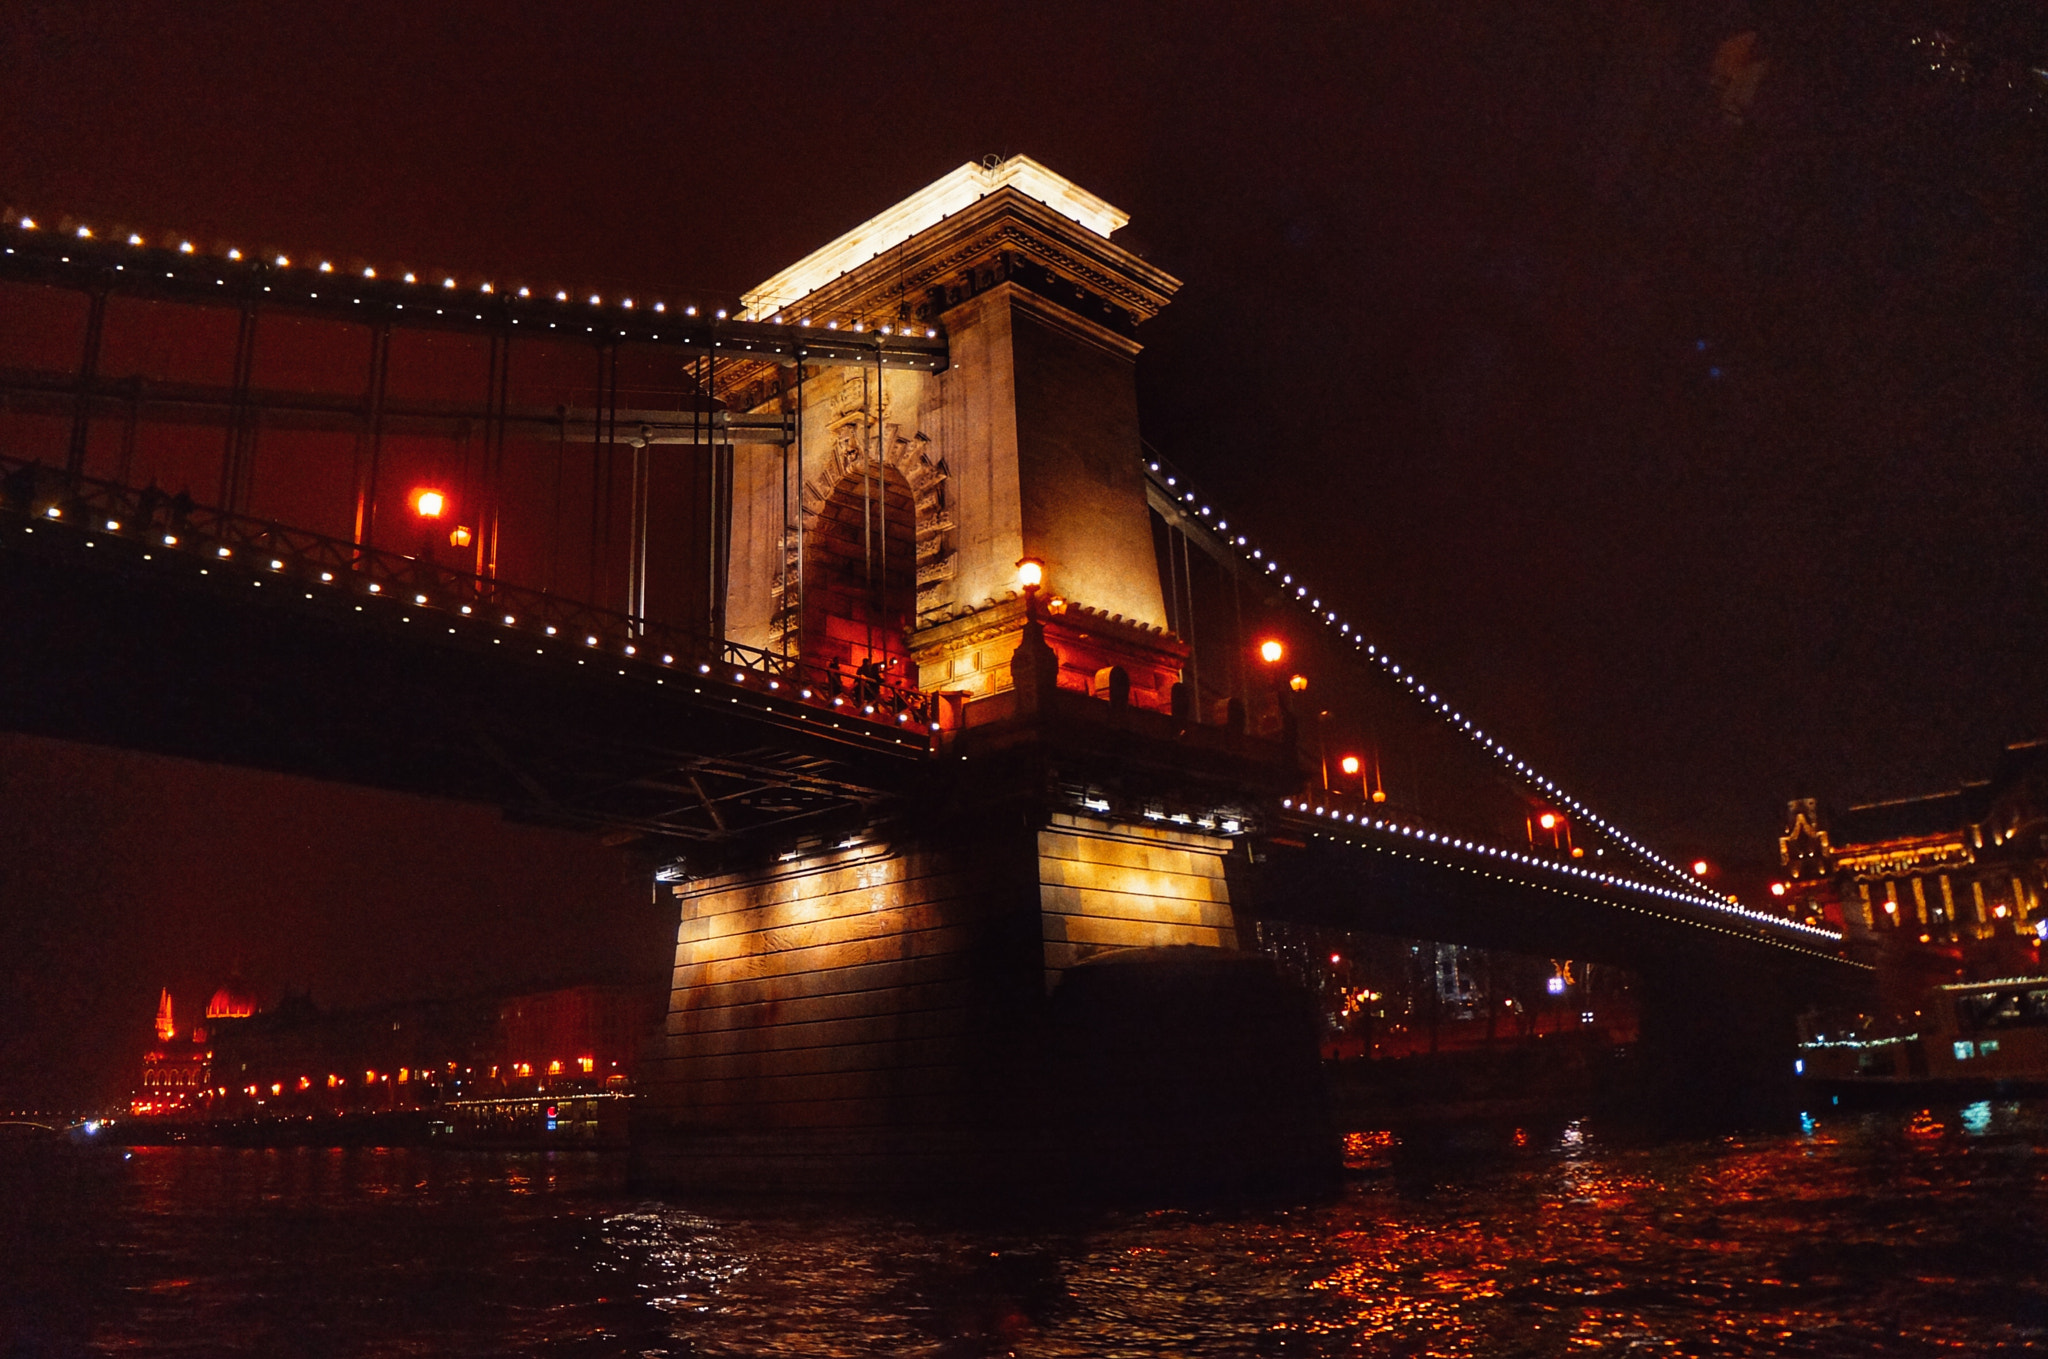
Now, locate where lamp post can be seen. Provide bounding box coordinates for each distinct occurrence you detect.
[1017,556,1043,610]
[1255,638,1284,739]
[1011,557,1057,701]
[1255,638,1305,747]
[409,487,448,559]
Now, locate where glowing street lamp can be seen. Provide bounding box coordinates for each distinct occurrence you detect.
[1339,754,1361,777]
[1692,859,1711,877]
[411,488,447,519]
[1258,639,1285,665]
[1532,809,1581,856]
[1016,558,1045,630]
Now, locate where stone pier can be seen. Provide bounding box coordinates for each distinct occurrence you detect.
[634,809,1271,1194]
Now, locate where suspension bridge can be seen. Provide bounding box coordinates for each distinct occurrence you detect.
[0,156,1865,1193]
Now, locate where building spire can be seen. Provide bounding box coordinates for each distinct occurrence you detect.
[155,987,175,1043]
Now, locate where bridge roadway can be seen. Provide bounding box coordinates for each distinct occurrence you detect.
[0,454,935,848]
[1254,801,1848,974]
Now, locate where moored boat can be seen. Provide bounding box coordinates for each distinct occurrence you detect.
[1800,975,2048,1098]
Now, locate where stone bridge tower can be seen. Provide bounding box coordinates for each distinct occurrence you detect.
[636,159,1322,1197]
[721,155,1188,711]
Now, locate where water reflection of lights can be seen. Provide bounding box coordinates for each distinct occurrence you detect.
[1342,1129,1398,1171]
[601,1209,748,1313]
[49,1114,2048,1354]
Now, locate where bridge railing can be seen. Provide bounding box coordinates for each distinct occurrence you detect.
[0,455,939,735]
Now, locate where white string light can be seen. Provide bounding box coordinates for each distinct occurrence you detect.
[21,215,937,333]
[1276,798,1839,943]
[1151,455,1725,897]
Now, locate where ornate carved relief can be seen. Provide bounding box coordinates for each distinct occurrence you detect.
[772,369,955,649]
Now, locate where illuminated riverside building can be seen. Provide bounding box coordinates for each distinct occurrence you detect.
[1778,739,2047,968]
[135,981,662,1118]
[132,981,260,1115]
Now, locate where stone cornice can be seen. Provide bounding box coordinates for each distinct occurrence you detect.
[751,189,1180,331]
[712,188,1180,405]
[909,597,1186,664]
[978,281,1145,359]
[742,155,1131,318]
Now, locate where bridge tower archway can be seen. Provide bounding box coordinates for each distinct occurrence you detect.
[797,460,918,679]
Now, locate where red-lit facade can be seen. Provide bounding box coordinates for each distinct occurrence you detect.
[131,981,261,1115]
[126,981,662,1121]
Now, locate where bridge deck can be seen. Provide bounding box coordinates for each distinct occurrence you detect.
[0,455,935,846]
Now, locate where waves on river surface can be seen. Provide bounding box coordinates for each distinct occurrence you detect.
[3,1101,2044,1356]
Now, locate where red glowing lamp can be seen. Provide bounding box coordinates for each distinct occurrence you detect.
[1538,812,1558,831]
[1258,639,1285,664]
[1340,755,1361,777]
[411,488,447,518]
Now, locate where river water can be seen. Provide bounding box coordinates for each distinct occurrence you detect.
[4,1101,2045,1357]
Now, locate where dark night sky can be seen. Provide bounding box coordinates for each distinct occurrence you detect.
[3,2,2045,1107]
